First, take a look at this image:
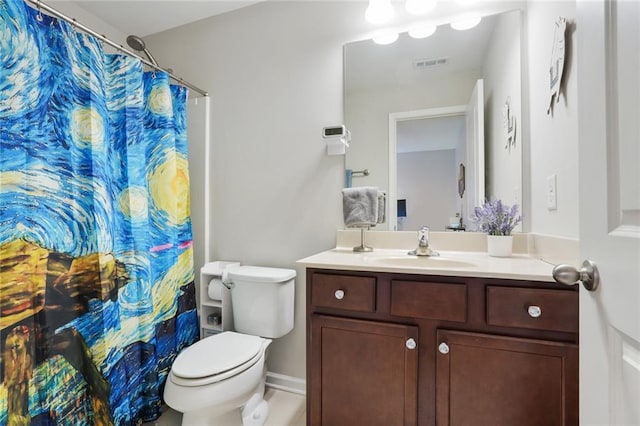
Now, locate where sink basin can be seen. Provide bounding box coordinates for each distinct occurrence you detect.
[371,256,476,269]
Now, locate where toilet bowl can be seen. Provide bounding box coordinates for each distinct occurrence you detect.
[164,331,272,425]
[163,265,296,426]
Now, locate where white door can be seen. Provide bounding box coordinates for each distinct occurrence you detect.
[577,0,640,424]
[465,79,484,222]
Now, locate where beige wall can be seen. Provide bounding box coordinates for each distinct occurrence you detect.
[48,1,128,51]
[146,2,368,380]
[525,1,579,238]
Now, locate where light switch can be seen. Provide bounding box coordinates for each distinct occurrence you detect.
[547,175,557,211]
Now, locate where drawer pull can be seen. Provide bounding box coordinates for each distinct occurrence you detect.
[438,342,450,354]
[334,289,345,300]
[406,338,417,350]
[528,305,542,318]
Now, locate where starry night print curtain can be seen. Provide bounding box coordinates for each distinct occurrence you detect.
[0,0,198,423]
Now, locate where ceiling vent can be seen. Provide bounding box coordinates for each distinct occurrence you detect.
[413,57,448,69]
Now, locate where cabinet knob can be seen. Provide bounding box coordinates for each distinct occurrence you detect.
[527,305,542,318]
[334,289,345,300]
[406,338,417,350]
[438,342,450,354]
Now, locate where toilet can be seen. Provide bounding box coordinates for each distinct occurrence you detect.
[164,265,296,425]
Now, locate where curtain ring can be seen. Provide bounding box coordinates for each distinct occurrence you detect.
[36,0,43,21]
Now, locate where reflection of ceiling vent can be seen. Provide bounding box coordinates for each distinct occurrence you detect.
[413,57,448,69]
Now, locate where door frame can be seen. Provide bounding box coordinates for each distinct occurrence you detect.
[388,105,466,230]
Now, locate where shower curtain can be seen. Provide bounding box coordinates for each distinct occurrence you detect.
[0,0,199,424]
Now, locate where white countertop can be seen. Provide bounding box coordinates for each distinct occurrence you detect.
[297,248,557,282]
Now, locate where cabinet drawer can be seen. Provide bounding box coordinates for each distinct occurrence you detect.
[311,273,376,313]
[391,280,467,322]
[486,286,578,333]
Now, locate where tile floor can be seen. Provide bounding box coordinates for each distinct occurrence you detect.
[145,388,306,426]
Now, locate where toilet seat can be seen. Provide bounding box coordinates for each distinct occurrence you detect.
[170,332,267,387]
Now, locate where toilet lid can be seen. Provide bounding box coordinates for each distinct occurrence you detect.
[227,265,296,283]
[172,332,265,379]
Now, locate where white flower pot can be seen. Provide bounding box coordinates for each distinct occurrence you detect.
[487,235,513,257]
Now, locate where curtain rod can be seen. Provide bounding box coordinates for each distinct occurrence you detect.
[25,0,209,97]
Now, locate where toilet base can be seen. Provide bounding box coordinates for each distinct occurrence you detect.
[180,392,269,426]
[241,393,269,426]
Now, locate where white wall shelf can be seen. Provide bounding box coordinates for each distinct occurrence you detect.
[199,261,240,339]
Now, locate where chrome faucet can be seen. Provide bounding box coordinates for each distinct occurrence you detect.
[408,226,439,257]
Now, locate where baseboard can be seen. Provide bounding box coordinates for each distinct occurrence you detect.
[265,372,306,396]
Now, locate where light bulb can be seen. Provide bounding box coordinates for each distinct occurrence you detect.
[450,16,481,30]
[405,0,437,16]
[372,30,399,45]
[408,24,437,39]
[365,0,395,25]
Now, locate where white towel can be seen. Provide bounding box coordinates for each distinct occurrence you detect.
[342,187,379,227]
[376,191,386,224]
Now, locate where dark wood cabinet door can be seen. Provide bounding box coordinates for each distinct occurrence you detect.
[436,330,578,426]
[310,315,419,426]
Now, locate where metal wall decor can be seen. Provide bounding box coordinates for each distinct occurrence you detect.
[457,163,466,198]
[503,96,516,151]
[548,17,567,114]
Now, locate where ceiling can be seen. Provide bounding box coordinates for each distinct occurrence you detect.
[60,0,263,37]
[344,12,497,92]
[48,0,525,40]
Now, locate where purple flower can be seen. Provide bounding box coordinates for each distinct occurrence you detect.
[471,199,522,236]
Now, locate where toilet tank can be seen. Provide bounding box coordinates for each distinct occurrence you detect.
[226,266,296,338]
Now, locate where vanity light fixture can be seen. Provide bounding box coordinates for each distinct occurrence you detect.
[408,23,437,39]
[450,16,481,30]
[405,0,437,16]
[372,30,400,45]
[365,0,395,24]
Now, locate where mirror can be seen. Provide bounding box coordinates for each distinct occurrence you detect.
[344,10,522,231]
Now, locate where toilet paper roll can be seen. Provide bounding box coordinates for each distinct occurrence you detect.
[208,278,224,301]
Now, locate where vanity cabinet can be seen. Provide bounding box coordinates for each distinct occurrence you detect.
[306,268,579,426]
[310,315,419,426]
[435,330,578,426]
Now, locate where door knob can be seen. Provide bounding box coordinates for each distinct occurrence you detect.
[406,338,417,350]
[552,260,599,291]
